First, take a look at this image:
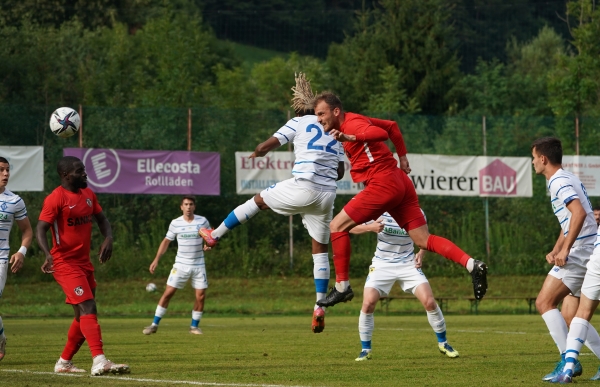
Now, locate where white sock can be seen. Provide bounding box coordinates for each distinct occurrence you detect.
[564,317,590,371]
[426,305,446,334]
[92,354,107,365]
[212,198,260,239]
[466,258,474,273]
[155,305,167,318]
[335,281,350,292]
[359,311,374,348]
[312,253,330,302]
[541,309,568,354]
[585,324,600,358]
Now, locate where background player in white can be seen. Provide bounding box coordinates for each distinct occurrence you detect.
[199,73,344,333]
[0,156,33,361]
[350,211,458,361]
[143,196,212,335]
[529,137,600,381]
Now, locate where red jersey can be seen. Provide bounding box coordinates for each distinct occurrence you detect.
[39,186,102,267]
[340,113,408,183]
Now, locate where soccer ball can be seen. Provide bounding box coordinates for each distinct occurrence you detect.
[146,283,157,292]
[49,107,80,138]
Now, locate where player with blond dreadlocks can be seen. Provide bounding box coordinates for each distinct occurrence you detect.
[199,73,345,333]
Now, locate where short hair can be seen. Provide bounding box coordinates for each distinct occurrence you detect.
[0,157,8,164]
[531,137,562,165]
[313,91,343,111]
[181,196,196,205]
[57,156,81,176]
[594,206,600,211]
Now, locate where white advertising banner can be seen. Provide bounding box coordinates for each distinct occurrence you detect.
[235,151,360,195]
[562,156,600,196]
[0,146,44,191]
[235,151,532,197]
[407,154,532,197]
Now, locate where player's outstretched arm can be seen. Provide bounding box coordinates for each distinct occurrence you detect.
[94,211,113,264]
[349,218,384,235]
[36,220,55,273]
[10,217,32,273]
[250,137,282,158]
[367,117,410,174]
[150,238,171,274]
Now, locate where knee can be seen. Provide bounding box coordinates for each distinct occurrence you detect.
[424,298,437,311]
[535,297,554,314]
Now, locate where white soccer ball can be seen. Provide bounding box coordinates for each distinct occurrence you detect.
[49,107,81,138]
[146,283,157,292]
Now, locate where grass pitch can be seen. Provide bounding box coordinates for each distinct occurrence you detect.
[2,314,599,387]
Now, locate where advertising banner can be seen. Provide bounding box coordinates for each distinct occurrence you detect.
[64,148,220,195]
[235,151,360,195]
[236,151,532,197]
[0,146,44,191]
[562,156,600,196]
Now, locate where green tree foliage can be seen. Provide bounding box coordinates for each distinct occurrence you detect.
[326,0,461,114]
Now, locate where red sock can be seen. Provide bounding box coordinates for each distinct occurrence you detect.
[331,231,351,282]
[426,235,470,267]
[79,314,104,358]
[60,318,86,361]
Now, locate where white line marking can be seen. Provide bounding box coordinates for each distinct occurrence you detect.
[1,369,316,387]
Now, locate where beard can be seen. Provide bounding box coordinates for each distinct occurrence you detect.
[74,179,88,189]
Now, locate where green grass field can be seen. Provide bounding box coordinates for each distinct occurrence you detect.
[2,276,598,386]
[1,315,599,387]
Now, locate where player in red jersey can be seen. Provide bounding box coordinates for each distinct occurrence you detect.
[36,156,130,376]
[313,92,488,307]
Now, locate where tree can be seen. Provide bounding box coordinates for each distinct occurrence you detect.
[326,0,461,114]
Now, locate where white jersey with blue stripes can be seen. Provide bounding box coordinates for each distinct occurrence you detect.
[273,115,343,187]
[0,189,27,260]
[548,169,596,248]
[370,212,416,264]
[165,215,210,266]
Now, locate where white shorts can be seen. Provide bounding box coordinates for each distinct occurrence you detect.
[547,246,592,297]
[581,253,600,300]
[364,261,428,297]
[166,263,208,290]
[0,260,7,298]
[260,178,336,245]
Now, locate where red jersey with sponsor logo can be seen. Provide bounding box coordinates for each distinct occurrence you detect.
[39,186,102,268]
[340,113,408,183]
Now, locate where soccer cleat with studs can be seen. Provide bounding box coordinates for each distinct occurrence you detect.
[550,369,573,384]
[90,359,130,376]
[142,325,158,335]
[355,350,372,361]
[198,228,218,247]
[189,327,203,335]
[312,307,325,333]
[316,286,354,307]
[54,359,86,373]
[471,260,488,300]
[438,342,459,358]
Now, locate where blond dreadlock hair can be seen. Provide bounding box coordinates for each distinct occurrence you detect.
[291,72,316,116]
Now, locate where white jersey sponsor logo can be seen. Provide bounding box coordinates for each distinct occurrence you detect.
[165,215,210,266]
[273,115,343,187]
[548,169,596,248]
[0,189,27,260]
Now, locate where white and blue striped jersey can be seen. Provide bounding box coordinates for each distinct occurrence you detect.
[548,169,596,248]
[273,115,344,187]
[165,215,210,266]
[0,189,27,260]
[370,212,416,264]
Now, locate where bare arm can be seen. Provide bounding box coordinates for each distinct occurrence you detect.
[250,137,282,158]
[554,199,587,266]
[36,220,54,273]
[9,217,33,273]
[349,218,384,235]
[93,211,113,264]
[149,238,172,274]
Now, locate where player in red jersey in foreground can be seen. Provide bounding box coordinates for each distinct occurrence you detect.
[313,92,488,307]
[36,156,129,376]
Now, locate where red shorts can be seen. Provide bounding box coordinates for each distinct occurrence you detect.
[53,262,96,305]
[344,168,426,231]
